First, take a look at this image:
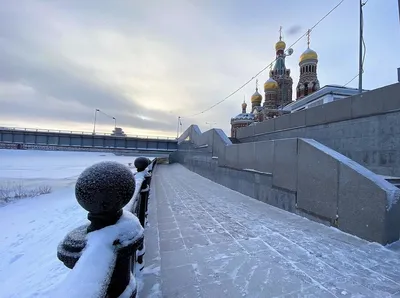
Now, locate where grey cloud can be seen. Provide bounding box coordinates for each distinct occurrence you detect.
[0,2,179,133]
[286,25,302,36]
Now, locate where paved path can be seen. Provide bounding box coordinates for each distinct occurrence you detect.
[139,164,400,298]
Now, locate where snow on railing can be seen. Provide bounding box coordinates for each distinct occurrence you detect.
[54,157,157,298]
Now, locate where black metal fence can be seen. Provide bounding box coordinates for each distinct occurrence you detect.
[55,156,157,298]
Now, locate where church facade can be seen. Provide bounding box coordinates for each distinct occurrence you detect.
[231,28,320,137]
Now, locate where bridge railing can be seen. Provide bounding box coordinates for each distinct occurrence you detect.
[54,157,157,298]
[0,126,176,140]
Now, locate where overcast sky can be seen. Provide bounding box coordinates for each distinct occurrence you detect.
[0,0,399,137]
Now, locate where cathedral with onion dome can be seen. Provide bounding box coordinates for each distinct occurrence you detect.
[231,28,320,138]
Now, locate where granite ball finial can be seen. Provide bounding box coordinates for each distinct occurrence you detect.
[75,161,135,215]
[134,157,150,172]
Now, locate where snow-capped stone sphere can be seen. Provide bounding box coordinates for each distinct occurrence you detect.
[134,157,150,172]
[75,161,135,214]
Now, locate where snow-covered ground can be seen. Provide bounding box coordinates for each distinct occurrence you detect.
[0,150,146,298]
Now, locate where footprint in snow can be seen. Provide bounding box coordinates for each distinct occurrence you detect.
[9,253,24,264]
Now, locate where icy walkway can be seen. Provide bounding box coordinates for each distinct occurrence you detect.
[139,164,400,298]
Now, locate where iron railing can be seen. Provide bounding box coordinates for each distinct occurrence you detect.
[54,157,157,298]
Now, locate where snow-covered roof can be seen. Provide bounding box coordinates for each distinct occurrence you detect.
[283,85,370,111]
[231,113,255,121]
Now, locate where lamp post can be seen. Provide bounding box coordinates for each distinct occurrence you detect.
[93,109,117,134]
[176,116,182,139]
[398,0,400,82]
[358,0,364,93]
[93,108,100,134]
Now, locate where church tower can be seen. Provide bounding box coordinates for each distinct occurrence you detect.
[250,79,262,110]
[269,27,293,107]
[263,69,278,109]
[296,29,320,99]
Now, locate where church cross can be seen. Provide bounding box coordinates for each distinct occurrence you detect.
[256,79,259,90]
[307,29,311,48]
[279,26,283,41]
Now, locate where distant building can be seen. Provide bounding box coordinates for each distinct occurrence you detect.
[111,127,126,137]
[283,85,369,113]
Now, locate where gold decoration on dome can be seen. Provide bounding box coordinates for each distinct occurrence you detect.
[251,79,262,103]
[275,26,286,51]
[264,77,278,91]
[300,29,318,63]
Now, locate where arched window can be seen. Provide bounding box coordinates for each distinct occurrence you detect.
[304,83,309,96]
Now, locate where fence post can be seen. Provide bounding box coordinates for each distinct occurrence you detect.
[57,161,143,297]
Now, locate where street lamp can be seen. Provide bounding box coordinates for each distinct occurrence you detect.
[93,108,100,134]
[93,109,116,134]
[176,116,182,139]
[112,117,116,128]
[398,0,400,82]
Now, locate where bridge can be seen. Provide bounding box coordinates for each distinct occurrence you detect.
[0,126,177,154]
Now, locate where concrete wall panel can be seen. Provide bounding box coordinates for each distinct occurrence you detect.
[255,119,275,134]
[338,164,400,244]
[104,138,115,148]
[275,114,291,130]
[237,142,256,170]
[25,135,35,144]
[71,137,82,146]
[297,139,339,221]
[324,98,352,123]
[115,139,126,148]
[137,141,147,149]
[60,137,71,146]
[93,138,104,147]
[305,104,326,126]
[82,138,93,147]
[36,135,47,145]
[148,141,158,149]
[254,140,274,173]
[126,140,138,149]
[14,134,24,142]
[272,138,298,192]
[225,145,239,169]
[48,136,59,145]
[289,110,306,128]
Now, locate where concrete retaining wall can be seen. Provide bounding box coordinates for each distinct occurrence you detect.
[170,148,297,214]
[236,83,400,176]
[171,125,400,244]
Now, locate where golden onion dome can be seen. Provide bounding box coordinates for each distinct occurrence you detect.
[264,77,278,91]
[242,101,247,109]
[300,48,318,63]
[275,40,286,51]
[251,89,262,103]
